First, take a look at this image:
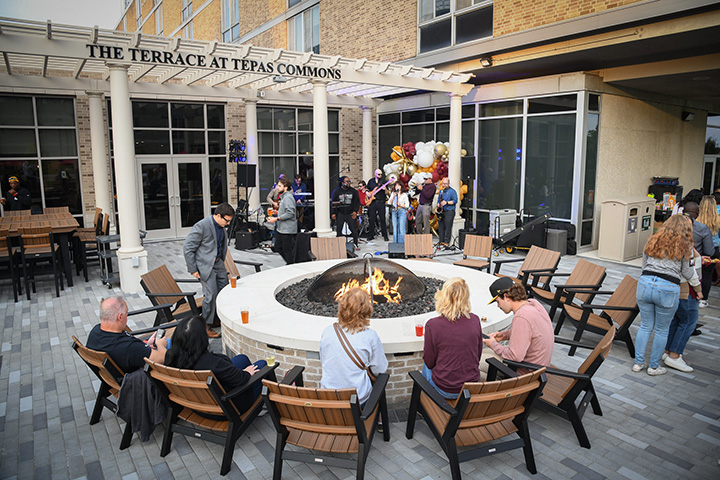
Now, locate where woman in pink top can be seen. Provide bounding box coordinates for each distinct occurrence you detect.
[484,277,555,374]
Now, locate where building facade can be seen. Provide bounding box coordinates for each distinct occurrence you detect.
[1,0,718,253]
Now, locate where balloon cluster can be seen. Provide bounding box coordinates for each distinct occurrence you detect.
[384,140,468,195]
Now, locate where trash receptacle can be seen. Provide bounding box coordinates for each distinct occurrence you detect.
[598,198,655,262]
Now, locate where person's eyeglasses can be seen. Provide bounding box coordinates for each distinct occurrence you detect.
[223,216,233,223]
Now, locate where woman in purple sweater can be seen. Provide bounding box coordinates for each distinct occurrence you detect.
[422,278,484,399]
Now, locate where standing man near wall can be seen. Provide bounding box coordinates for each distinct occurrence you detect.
[437,177,458,248]
[267,177,298,264]
[366,169,389,242]
[183,202,235,338]
[416,174,436,235]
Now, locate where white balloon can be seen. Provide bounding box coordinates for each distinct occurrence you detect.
[444,142,450,147]
[416,150,434,168]
[414,141,425,151]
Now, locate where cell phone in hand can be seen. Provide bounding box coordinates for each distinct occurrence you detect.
[156,328,165,339]
[482,333,490,339]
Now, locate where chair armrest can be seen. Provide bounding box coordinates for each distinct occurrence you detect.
[581,303,638,312]
[408,371,457,415]
[361,373,389,420]
[280,366,305,386]
[493,257,525,265]
[308,251,317,261]
[486,357,518,381]
[234,259,263,273]
[563,287,602,295]
[174,278,201,283]
[501,358,547,372]
[129,321,179,337]
[539,272,571,278]
[555,282,602,291]
[127,303,175,317]
[554,336,596,350]
[521,267,558,275]
[145,291,197,299]
[222,363,280,401]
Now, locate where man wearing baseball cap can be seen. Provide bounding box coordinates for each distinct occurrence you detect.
[482,276,555,376]
[1,176,32,212]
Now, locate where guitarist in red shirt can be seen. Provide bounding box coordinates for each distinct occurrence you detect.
[365,169,390,241]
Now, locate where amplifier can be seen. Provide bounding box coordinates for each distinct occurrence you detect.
[388,242,406,259]
[235,230,259,250]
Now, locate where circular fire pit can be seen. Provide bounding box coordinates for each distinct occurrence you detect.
[216,259,512,406]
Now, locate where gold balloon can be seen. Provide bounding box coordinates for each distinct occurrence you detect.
[461,149,467,157]
[387,172,399,183]
[406,163,417,176]
[433,144,447,158]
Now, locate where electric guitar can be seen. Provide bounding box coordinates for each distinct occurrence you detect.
[364,179,393,206]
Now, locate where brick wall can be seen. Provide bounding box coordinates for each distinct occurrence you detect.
[164,0,183,35]
[226,101,247,204]
[494,0,644,36]
[221,325,423,408]
[319,0,417,61]
[193,0,222,41]
[238,0,286,39]
[339,107,376,183]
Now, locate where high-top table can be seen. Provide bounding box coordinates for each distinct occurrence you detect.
[0,213,79,287]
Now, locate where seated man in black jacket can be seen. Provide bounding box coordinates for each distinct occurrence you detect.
[87,296,168,373]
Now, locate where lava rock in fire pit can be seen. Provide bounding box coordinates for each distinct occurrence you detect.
[277,275,444,319]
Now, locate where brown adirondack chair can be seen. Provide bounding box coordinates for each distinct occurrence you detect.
[406,368,547,479]
[558,274,639,357]
[140,264,202,326]
[223,247,263,279]
[488,326,615,449]
[144,360,300,476]
[17,226,63,298]
[404,234,435,261]
[262,370,390,480]
[308,236,348,260]
[493,245,561,290]
[530,258,607,321]
[453,234,492,272]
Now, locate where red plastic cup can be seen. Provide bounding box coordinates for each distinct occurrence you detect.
[415,323,424,337]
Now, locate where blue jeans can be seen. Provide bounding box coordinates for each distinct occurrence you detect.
[665,295,699,355]
[392,208,407,243]
[635,275,680,369]
[231,354,268,400]
[422,364,458,400]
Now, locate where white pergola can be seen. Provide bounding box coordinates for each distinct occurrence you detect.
[0,17,474,292]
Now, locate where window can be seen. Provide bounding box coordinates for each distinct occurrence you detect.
[181,0,193,38]
[222,0,239,43]
[419,0,493,53]
[136,0,142,27]
[155,3,163,35]
[289,5,320,53]
[257,106,339,202]
[0,95,81,215]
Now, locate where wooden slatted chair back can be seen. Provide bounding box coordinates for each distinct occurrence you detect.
[310,237,347,261]
[463,235,492,258]
[419,369,545,445]
[5,209,31,217]
[404,234,433,258]
[263,380,370,453]
[44,206,70,214]
[566,259,606,303]
[0,229,9,256]
[18,226,54,252]
[141,265,185,306]
[145,361,235,417]
[602,275,638,328]
[224,248,240,278]
[100,213,110,235]
[577,325,615,376]
[519,246,561,286]
[72,335,124,393]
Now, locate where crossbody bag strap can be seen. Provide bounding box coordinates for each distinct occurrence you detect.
[333,323,367,371]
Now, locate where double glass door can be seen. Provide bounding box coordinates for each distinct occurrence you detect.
[138,157,208,239]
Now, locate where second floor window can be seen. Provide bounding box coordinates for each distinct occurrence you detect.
[289,4,319,53]
[222,0,239,42]
[136,0,142,27]
[419,0,493,53]
[182,0,193,21]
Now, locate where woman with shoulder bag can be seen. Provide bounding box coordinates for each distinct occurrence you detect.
[319,288,388,405]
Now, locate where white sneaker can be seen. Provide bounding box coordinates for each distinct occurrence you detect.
[661,353,668,361]
[699,300,708,308]
[647,366,667,376]
[632,363,646,372]
[664,355,694,372]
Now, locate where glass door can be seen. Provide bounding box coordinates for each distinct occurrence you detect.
[139,157,208,239]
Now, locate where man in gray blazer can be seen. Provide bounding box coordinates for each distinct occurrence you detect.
[183,202,235,338]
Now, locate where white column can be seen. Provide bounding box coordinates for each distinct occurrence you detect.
[312,80,333,237]
[245,99,260,211]
[361,106,373,183]
[108,63,147,293]
[86,91,112,222]
[448,93,464,238]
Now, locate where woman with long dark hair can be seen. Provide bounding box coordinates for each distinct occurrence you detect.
[165,316,267,412]
[634,214,701,376]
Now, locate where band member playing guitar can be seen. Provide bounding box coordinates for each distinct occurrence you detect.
[365,169,390,241]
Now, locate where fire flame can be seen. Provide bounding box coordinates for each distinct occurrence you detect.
[334,267,403,304]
